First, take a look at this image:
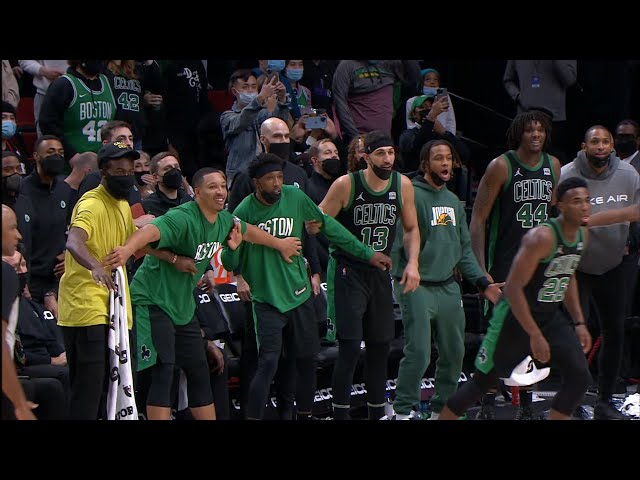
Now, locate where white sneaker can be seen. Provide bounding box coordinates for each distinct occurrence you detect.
[428,412,440,420]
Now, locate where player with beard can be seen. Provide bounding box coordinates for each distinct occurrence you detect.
[105,167,304,420]
[307,130,421,420]
[440,177,593,420]
[390,140,504,420]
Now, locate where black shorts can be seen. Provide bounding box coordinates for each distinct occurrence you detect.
[328,256,394,343]
[477,302,581,378]
[149,306,208,369]
[252,296,320,359]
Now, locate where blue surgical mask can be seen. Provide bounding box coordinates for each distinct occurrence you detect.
[239,92,258,106]
[2,120,17,139]
[423,87,438,96]
[267,60,286,72]
[286,68,304,81]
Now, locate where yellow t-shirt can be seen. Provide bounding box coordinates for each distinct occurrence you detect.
[58,184,136,328]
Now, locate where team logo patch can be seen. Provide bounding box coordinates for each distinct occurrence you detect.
[477,346,488,364]
[514,168,523,177]
[356,192,365,202]
[389,191,396,200]
[140,345,151,361]
[24,214,30,222]
[431,206,457,226]
[60,200,66,209]
[543,168,551,175]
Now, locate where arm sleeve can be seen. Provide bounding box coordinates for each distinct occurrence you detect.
[503,60,520,100]
[18,60,42,76]
[456,205,488,287]
[39,76,78,158]
[303,231,321,275]
[152,208,188,250]
[331,62,359,141]
[298,190,374,261]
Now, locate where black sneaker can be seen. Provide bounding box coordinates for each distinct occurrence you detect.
[475,405,495,420]
[572,405,592,420]
[593,400,627,420]
[515,405,537,420]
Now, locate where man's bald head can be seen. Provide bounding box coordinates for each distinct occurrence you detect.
[2,204,21,256]
[260,117,289,136]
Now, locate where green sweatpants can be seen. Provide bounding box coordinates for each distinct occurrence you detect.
[393,280,466,414]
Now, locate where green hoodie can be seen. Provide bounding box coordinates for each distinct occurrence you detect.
[391,176,488,288]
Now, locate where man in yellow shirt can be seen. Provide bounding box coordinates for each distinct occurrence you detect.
[58,141,139,420]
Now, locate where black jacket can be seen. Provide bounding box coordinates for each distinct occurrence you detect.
[17,296,64,366]
[21,172,72,278]
[142,186,192,217]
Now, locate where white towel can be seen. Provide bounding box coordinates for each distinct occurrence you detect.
[107,266,138,420]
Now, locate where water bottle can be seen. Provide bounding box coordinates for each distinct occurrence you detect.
[384,392,394,419]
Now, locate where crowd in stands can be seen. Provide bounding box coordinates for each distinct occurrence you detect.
[2,59,639,421]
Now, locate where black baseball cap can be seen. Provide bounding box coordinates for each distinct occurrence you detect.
[97,142,140,168]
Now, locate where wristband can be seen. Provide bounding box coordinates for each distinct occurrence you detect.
[574,321,586,327]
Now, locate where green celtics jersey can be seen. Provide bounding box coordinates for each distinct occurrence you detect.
[62,73,116,154]
[224,185,374,313]
[131,202,247,325]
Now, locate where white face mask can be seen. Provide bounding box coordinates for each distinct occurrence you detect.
[423,87,438,96]
[239,92,258,105]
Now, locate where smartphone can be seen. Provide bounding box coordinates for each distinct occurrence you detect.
[435,88,448,102]
[306,115,328,130]
[265,69,279,83]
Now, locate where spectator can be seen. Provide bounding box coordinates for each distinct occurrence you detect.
[2,60,20,109]
[503,60,577,164]
[220,69,289,184]
[2,101,27,165]
[332,60,421,145]
[301,60,339,118]
[2,151,34,268]
[134,150,155,200]
[405,68,457,135]
[346,134,367,172]
[18,60,68,136]
[39,60,117,167]
[560,125,640,419]
[142,152,192,217]
[65,151,98,209]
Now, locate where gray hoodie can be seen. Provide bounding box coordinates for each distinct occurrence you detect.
[560,151,640,274]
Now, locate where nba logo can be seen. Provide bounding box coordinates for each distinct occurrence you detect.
[389,192,396,200]
[543,168,551,175]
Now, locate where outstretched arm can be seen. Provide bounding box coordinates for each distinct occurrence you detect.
[103,224,161,270]
[587,204,640,227]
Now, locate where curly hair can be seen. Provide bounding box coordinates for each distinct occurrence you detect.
[506,111,552,151]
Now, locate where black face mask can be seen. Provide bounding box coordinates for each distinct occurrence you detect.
[615,136,638,158]
[162,168,183,190]
[269,142,291,161]
[41,154,65,176]
[371,163,393,180]
[80,60,103,76]
[357,157,367,170]
[134,171,150,186]
[2,173,22,196]
[18,273,27,295]
[104,174,135,199]
[322,158,341,178]
[587,154,609,169]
